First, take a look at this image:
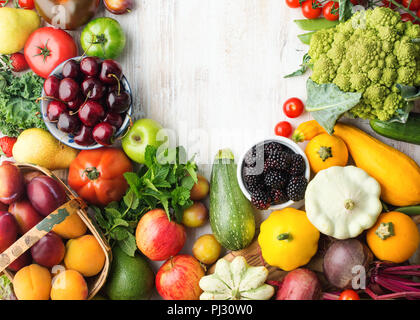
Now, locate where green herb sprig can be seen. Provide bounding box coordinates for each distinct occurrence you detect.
[92,145,198,257]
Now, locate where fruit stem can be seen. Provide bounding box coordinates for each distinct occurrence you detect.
[375,222,395,240]
[34,40,51,62]
[108,74,121,95]
[277,233,293,241]
[317,146,333,162]
[344,199,355,210]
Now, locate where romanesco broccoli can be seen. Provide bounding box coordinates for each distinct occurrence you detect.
[308,7,420,121]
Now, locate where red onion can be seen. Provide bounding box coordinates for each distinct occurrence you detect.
[323,239,373,289]
[273,268,322,300]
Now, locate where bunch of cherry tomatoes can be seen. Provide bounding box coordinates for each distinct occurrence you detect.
[285,0,420,23]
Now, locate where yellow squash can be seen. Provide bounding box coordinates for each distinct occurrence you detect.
[367,211,420,263]
[305,133,348,173]
[295,121,420,206]
[258,208,319,271]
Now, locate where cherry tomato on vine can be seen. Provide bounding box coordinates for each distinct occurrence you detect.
[402,0,420,10]
[339,290,360,300]
[286,0,301,8]
[301,0,322,19]
[323,1,339,21]
[401,12,415,22]
[283,97,305,118]
[381,0,396,8]
[274,121,292,137]
[18,0,35,9]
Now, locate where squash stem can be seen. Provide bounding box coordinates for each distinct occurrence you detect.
[344,199,355,210]
[277,233,293,241]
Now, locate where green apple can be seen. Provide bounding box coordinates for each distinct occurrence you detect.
[122,118,164,164]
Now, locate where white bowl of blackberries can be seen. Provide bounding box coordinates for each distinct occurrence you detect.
[41,56,133,149]
[237,137,310,210]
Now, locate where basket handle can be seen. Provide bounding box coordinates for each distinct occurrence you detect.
[0,198,82,274]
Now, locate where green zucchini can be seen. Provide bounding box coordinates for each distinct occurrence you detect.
[209,149,255,251]
[369,113,420,145]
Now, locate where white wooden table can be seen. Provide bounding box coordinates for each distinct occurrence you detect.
[3,0,420,298]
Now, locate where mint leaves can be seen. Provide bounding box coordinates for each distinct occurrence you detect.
[92,145,198,257]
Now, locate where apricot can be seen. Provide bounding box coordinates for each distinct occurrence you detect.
[64,235,105,277]
[13,264,51,300]
[52,212,87,239]
[51,270,88,300]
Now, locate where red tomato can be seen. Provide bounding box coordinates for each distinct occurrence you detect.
[323,1,339,21]
[339,290,360,300]
[349,0,359,4]
[402,0,420,10]
[381,0,396,8]
[18,0,34,9]
[24,27,78,79]
[301,0,322,19]
[401,12,415,22]
[274,121,292,137]
[286,0,301,8]
[283,97,305,118]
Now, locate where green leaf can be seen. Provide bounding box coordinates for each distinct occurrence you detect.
[284,53,312,78]
[306,78,361,134]
[123,189,139,210]
[181,175,196,190]
[105,207,122,220]
[110,226,130,241]
[94,209,110,231]
[113,218,129,228]
[339,0,353,22]
[0,275,15,300]
[144,145,157,168]
[396,84,420,102]
[124,172,142,196]
[118,232,138,257]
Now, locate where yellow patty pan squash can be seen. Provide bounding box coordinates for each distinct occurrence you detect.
[258,208,319,271]
[0,8,40,54]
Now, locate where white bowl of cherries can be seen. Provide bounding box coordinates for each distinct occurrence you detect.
[41,56,133,150]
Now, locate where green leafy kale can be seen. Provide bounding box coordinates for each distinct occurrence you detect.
[0,275,15,300]
[0,70,46,137]
[92,145,198,257]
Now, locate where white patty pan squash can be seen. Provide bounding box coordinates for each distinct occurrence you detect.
[305,166,382,239]
[199,256,274,300]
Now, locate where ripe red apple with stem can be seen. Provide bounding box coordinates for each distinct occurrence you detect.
[135,209,186,261]
[156,254,205,300]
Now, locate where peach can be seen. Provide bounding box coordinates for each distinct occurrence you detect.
[52,212,87,239]
[13,264,51,300]
[51,270,88,300]
[64,235,105,277]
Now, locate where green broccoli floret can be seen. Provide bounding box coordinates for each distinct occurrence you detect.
[308,7,420,121]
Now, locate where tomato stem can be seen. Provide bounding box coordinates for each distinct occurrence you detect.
[33,40,51,63]
[83,167,100,180]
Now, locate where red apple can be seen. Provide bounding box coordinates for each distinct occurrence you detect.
[9,199,43,235]
[135,209,186,261]
[156,255,205,300]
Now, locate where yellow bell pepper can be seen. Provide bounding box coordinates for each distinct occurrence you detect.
[258,208,319,271]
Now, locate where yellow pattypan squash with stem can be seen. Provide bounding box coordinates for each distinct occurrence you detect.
[258,208,319,271]
[305,133,348,173]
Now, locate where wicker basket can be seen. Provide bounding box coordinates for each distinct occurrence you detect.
[0,163,112,300]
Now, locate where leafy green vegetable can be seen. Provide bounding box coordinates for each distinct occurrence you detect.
[284,53,312,78]
[0,275,15,300]
[0,70,46,137]
[92,145,198,257]
[306,79,362,134]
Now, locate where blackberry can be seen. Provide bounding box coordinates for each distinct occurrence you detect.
[286,176,308,201]
[270,188,289,204]
[264,141,282,157]
[244,173,262,186]
[263,169,288,189]
[264,151,291,172]
[289,154,306,176]
[251,189,271,210]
